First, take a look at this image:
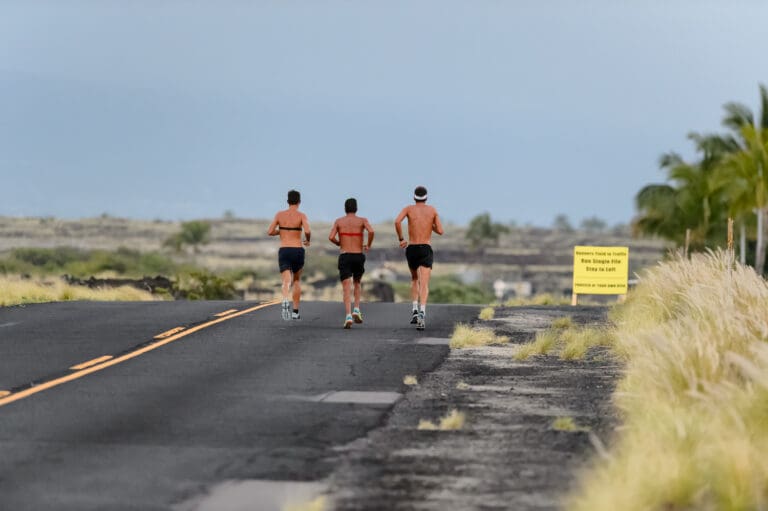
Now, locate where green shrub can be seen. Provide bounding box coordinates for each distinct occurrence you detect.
[428,276,494,304]
[393,275,493,304]
[0,247,179,277]
[174,271,238,300]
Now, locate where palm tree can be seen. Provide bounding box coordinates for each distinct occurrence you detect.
[718,124,768,270]
[716,84,768,270]
[634,135,730,250]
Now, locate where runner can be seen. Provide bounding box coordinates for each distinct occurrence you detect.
[394,186,444,330]
[267,189,311,320]
[329,198,374,329]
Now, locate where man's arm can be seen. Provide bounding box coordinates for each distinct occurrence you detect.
[394,207,408,248]
[432,209,444,236]
[363,218,375,252]
[328,220,340,247]
[302,213,311,246]
[267,214,280,236]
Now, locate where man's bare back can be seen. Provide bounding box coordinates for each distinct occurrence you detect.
[395,203,444,247]
[329,215,374,254]
[268,209,311,248]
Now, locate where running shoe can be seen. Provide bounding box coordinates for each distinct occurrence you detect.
[352,308,363,323]
[416,311,425,331]
[291,311,301,320]
[344,315,354,329]
[410,309,419,324]
[281,299,291,320]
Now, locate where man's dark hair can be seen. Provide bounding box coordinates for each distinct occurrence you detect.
[345,198,358,213]
[287,190,301,205]
[414,186,428,202]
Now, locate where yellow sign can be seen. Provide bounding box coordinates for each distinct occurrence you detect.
[572,246,629,295]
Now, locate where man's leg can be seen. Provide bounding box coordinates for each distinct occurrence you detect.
[417,266,432,307]
[409,268,420,324]
[280,269,292,320]
[342,278,353,316]
[281,270,292,299]
[342,277,354,328]
[416,266,432,330]
[352,278,363,323]
[291,269,302,318]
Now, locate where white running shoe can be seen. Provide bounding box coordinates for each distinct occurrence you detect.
[410,309,419,324]
[416,311,425,331]
[344,315,353,329]
[281,300,291,320]
[352,308,363,324]
[291,311,301,320]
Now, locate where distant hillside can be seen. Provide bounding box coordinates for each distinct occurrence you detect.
[0,216,668,299]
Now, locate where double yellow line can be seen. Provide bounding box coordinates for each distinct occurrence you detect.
[0,300,280,408]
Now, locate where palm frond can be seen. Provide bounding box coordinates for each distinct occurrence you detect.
[722,102,754,132]
[759,83,768,130]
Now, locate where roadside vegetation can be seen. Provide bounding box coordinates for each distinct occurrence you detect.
[551,417,589,432]
[568,250,768,510]
[449,323,509,349]
[418,409,466,431]
[393,275,494,304]
[634,84,768,271]
[514,324,612,361]
[478,306,495,320]
[0,246,180,277]
[502,293,572,306]
[0,275,158,306]
[0,246,244,303]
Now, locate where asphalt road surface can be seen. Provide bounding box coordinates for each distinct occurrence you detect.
[0,300,478,510]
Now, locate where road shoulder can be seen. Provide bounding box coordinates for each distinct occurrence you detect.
[326,305,619,510]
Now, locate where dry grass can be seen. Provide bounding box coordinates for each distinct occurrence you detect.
[439,409,466,430]
[552,416,589,432]
[449,323,509,349]
[283,496,327,511]
[559,327,613,360]
[514,329,561,360]
[0,275,158,306]
[551,315,573,329]
[418,409,467,431]
[416,419,438,431]
[403,375,418,386]
[478,306,495,320]
[569,250,768,511]
[504,293,572,306]
[514,322,613,361]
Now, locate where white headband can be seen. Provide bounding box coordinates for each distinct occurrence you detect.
[414,192,428,201]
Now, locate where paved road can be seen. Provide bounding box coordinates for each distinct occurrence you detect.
[0,300,478,510]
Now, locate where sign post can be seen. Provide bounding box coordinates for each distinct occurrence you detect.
[572,246,629,305]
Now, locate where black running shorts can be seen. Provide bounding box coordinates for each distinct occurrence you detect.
[278,247,305,273]
[405,244,434,270]
[338,253,366,281]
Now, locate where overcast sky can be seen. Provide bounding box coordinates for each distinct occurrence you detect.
[1,0,766,226]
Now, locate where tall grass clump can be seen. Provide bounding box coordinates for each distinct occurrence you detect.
[570,250,768,511]
[0,275,158,306]
[449,323,509,349]
[514,323,612,361]
[478,306,495,320]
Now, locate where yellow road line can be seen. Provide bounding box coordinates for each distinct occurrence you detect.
[214,309,239,317]
[0,391,9,398]
[70,355,114,370]
[0,300,280,408]
[154,326,185,339]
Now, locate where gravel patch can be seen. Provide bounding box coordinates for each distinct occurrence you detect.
[325,305,619,510]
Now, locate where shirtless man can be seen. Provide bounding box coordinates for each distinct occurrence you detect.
[267,189,311,320]
[329,198,374,329]
[394,186,444,330]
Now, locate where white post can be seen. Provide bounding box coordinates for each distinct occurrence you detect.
[740,222,747,265]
